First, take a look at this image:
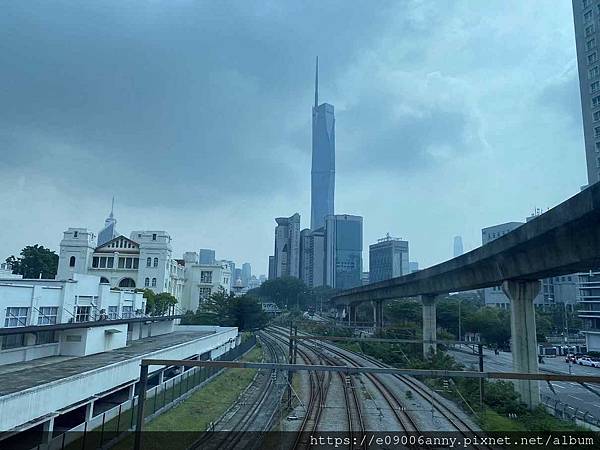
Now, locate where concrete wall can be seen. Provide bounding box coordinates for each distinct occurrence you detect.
[0,343,60,365]
[0,326,238,431]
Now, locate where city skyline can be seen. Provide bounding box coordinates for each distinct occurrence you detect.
[0,1,586,275]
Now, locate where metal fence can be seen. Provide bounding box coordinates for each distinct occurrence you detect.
[35,335,257,450]
[541,394,600,430]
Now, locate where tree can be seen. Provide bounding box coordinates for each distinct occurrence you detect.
[6,245,58,279]
[195,291,268,330]
[143,289,177,316]
[249,277,311,310]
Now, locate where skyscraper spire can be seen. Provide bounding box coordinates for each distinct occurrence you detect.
[110,196,115,219]
[314,56,319,108]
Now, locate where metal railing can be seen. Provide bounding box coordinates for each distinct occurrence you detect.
[541,394,600,429]
[30,336,256,450]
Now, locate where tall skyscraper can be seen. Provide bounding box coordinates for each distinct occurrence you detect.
[573,0,600,185]
[311,57,335,230]
[271,213,301,279]
[325,214,363,290]
[453,236,464,258]
[98,198,119,246]
[573,2,600,350]
[199,249,216,265]
[369,234,409,283]
[300,227,326,288]
[241,262,252,286]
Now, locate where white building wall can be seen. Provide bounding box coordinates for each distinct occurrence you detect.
[0,326,238,431]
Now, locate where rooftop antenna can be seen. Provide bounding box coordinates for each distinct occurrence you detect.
[314,56,319,108]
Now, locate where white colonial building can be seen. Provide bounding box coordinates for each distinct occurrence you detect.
[57,227,185,301]
[179,252,232,312]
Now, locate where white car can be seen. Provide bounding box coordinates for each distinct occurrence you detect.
[576,356,600,367]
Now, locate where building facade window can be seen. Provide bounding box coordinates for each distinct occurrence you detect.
[153,257,159,267]
[152,233,157,241]
[146,257,151,267]
[589,66,600,79]
[590,52,598,64]
[151,278,157,287]
[200,271,213,283]
[108,305,119,319]
[584,0,590,9]
[36,330,57,345]
[595,110,600,121]
[145,277,150,287]
[122,306,133,319]
[585,10,593,23]
[4,307,28,327]
[75,306,91,323]
[1,334,24,350]
[592,94,600,107]
[586,24,595,37]
[100,277,109,283]
[118,278,136,288]
[587,38,596,50]
[69,256,76,267]
[199,287,212,302]
[38,306,58,325]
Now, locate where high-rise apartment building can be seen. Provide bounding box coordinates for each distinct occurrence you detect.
[300,227,326,288]
[311,58,335,230]
[325,214,363,290]
[241,262,252,286]
[270,213,301,279]
[573,0,600,185]
[369,235,409,283]
[573,0,600,351]
[199,249,216,265]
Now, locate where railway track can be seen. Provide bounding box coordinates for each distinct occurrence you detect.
[267,327,418,435]
[189,335,286,450]
[270,325,494,450]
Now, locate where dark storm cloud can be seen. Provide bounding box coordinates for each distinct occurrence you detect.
[0,1,398,206]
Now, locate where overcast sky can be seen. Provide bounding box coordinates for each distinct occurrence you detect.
[0,1,586,275]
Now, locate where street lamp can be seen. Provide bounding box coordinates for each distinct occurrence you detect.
[458,298,462,343]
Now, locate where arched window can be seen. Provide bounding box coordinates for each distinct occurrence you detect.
[69,256,76,267]
[153,258,159,267]
[146,257,151,267]
[144,277,150,287]
[100,277,109,284]
[151,278,157,287]
[118,278,136,288]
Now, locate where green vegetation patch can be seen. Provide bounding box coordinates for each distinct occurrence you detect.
[113,345,263,450]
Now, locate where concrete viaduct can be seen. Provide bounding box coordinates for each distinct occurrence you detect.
[331,182,600,408]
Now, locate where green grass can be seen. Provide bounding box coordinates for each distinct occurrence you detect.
[112,345,263,450]
[147,345,263,431]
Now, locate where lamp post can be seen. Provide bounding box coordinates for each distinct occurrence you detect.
[458,298,462,344]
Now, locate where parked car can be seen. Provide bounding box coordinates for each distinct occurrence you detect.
[576,356,600,367]
[566,353,582,363]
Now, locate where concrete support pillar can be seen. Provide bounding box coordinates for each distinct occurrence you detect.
[158,370,164,385]
[422,294,437,357]
[128,384,135,400]
[374,300,384,332]
[85,400,94,422]
[349,304,357,326]
[502,279,541,409]
[42,417,55,442]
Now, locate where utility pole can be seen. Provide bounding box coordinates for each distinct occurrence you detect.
[478,344,484,411]
[458,299,462,343]
[287,321,293,409]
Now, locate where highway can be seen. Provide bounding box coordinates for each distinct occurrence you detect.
[449,346,600,419]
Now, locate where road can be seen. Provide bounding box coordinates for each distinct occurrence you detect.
[449,346,600,419]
